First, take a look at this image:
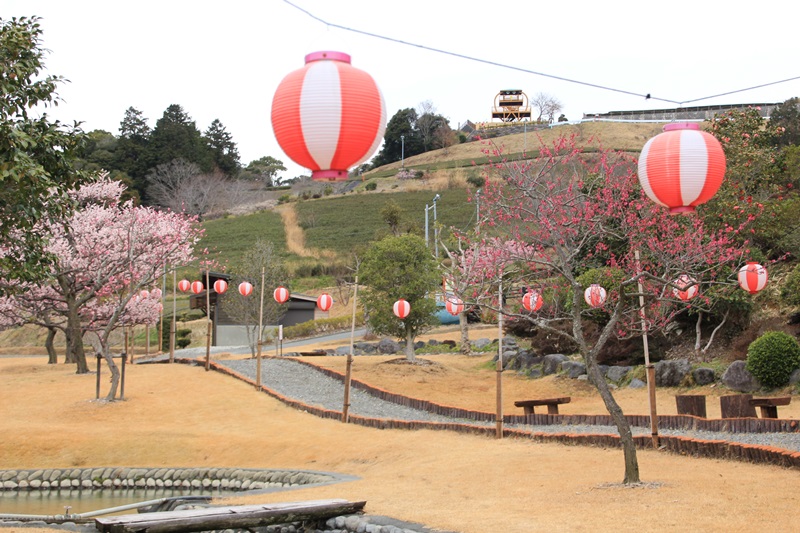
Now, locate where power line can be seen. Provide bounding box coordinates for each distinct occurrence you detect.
[283,0,799,107]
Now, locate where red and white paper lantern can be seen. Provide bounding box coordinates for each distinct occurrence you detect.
[316,293,333,312]
[190,281,204,295]
[522,290,543,312]
[445,296,464,316]
[178,279,191,293]
[638,122,726,214]
[271,51,386,181]
[213,279,228,294]
[273,286,290,304]
[738,262,768,294]
[584,284,607,308]
[238,281,253,297]
[393,298,411,319]
[672,274,699,301]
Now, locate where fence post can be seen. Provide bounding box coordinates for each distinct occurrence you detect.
[95,353,102,400]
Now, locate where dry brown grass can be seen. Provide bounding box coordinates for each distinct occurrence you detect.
[2,325,799,533]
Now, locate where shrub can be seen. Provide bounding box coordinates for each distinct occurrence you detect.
[365,181,377,191]
[745,331,800,388]
[466,174,484,189]
[781,263,800,307]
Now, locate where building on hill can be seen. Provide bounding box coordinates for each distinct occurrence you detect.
[583,103,778,122]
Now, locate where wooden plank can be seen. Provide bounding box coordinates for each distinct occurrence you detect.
[720,394,757,419]
[676,395,707,418]
[94,499,366,533]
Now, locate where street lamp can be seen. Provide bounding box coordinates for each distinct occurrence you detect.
[400,135,405,169]
[425,194,440,261]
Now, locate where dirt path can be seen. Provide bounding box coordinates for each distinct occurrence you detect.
[276,203,336,259]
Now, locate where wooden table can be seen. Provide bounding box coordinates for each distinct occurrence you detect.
[514,397,571,415]
[750,396,791,419]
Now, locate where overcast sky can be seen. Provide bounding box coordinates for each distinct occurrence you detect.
[6,0,800,180]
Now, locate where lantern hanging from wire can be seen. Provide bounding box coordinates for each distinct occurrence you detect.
[178,279,191,293]
[584,284,607,308]
[445,296,464,316]
[637,122,726,214]
[737,262,768,294]
[213,279,228,294]
[271,51,386,182]
[393,298,411,319]
[522,290,543,312]
[317,293,333,312]
[672,274,699,301]
[238,281,253,297]
[274,286,290,304]
[190,281,204,295]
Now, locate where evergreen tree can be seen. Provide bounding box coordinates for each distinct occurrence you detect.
[115,107,152,199]
[204,118,240,177]
[149,104,212,172]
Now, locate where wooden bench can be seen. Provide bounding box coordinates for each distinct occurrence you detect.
[514,397,571,415]
[750,396,791,419]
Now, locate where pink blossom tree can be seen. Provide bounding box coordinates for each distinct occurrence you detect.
[463,135,752,484]
[0,174,202,398]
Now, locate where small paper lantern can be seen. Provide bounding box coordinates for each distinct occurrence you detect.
[274,286,290,304]
[178,279,191,293]
[190,281,204,295]
[393,298,411,319]
[584,284,607,308]
[238,281,253,297]
[738,262,768,294]
[213,279,228,294]
[271,51,386,181]
[317,293,333,312]
[638,122,726,214]
[445,296,464,316]
[672,274,699,301]
[522,290,543,312]
[150,288,162,299]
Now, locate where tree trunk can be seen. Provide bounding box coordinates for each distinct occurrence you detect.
[64,307,88,374]
[459,312,471,355]
[585,353,640,484]
[92,336,120,401]
[405,329,416,362]
[45,328,58,364]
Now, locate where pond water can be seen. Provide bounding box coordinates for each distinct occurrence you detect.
[0,488,233,517]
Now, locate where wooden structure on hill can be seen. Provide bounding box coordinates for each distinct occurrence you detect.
[491,89,532,122]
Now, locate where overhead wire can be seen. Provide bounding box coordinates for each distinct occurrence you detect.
[283,0,800,107]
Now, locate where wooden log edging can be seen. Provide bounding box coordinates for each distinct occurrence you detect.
[189,359,800,471]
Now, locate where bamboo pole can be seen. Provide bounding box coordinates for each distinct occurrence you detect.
[169,269,176,364]
[635,249,659,447]
[343,275,358,423]
[256,267,265,390]
[205,269,211,371]
[496,281,504,439]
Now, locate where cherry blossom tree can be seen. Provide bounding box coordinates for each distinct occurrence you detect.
[0,174,202,398]
[462,135,752,484]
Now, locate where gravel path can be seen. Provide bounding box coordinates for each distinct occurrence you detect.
[151,350,800,453]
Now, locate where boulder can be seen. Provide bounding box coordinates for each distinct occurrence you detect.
[561,360,586,379]
[628,378,646,389]
[692,367,716,386]
[791,367,800,385]
[441,339,457,348]
[721,360,761,392]
[542,354,569,375]
[606,366,632,383]
[655,359,691,387]
[377,338,401,354]
[414,341,425,349]
[427,339,440,346]
[354,342,377,354]
[472,338,492,349]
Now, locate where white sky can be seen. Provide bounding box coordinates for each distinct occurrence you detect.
[6,0,800,180]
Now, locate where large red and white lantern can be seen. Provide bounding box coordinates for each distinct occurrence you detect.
[271,51,386,181]
[522,290,543,312]
[178,279,191,293]
[638,122,726,214]
[190,281,204,295]
[738,262,768,294]
[672,274,699,301]
[273,286,290,304]
[317,293,333,312]
[445,296,464,316]
[238,281,253,297]
[584,284,607,308]
[393,298,411,319]
[213,279,228,294]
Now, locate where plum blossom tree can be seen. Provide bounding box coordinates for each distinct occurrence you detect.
[462,135,752,484]
[0,174,202,397]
